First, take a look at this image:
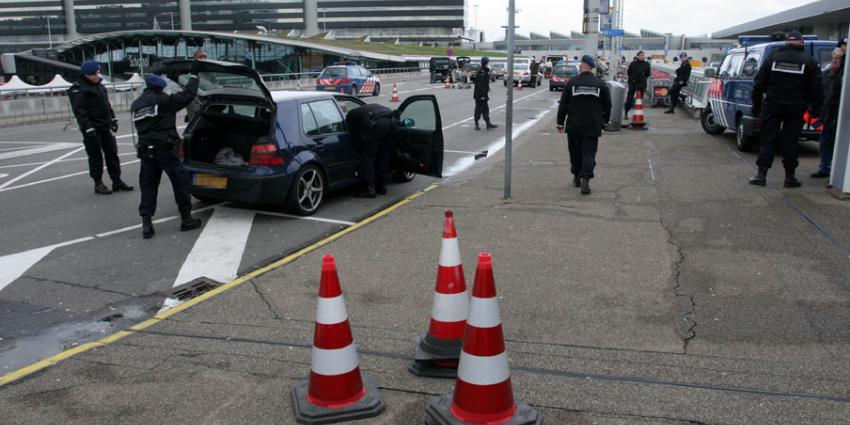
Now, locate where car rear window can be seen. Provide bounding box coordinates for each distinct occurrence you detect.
[554,65,578,76]
[320,67,347,78]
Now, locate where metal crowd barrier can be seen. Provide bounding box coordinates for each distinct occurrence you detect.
[651,64,712,112]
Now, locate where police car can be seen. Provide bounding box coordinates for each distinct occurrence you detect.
[315,63,381,97]
[700,35,836,151]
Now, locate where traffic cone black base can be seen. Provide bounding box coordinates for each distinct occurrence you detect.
[291,376,385,425]
[424,395,542,425]
[410,332,461,378]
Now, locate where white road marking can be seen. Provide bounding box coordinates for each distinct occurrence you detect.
[172,207,256,286]
[398,87,437,95]
[0,147,86,190]
[0,143,78,160]
[95,203,226,238]
[0,152,136,170]
[0,237,94,292]
[441,89,550,131]
[241,209,355,226]
[0,174,8,179]
[0,159,141,193]
[444,150,480,155]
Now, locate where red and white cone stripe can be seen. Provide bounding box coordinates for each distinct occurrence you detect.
[428,211,468,340]
[450,253,516,423]
[307,255,366,408]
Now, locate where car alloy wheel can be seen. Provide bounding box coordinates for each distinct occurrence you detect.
[289,165,324,215]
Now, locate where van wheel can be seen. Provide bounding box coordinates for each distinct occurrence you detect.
[736,121,756,152]
[287,164,324,216]
[701,106,725,135]
[373,83,381,97]
[349,85,358,96]
[392,170,415,183]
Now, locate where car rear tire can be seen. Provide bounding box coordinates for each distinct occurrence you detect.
[392,170,416,183]
[192,193,218,203]
[349,85,358,96]
[736,120,757,152]
[701,106,725,135]
[373,83,380,97]
[286,164,325,216]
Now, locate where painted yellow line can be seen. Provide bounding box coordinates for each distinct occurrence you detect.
[0,184,440,387]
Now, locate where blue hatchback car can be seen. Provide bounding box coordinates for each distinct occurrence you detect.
[158,60,443,215]
[701,36,836,151]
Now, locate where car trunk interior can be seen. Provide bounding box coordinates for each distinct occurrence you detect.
[186,102,274,166]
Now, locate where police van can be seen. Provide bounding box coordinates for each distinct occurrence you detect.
[700,35,836,151]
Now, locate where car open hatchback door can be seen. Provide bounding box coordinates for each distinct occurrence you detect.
[394,95,444,178]
[150,59,273,108]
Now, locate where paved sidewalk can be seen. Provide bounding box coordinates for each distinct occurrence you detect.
[2,108,850,424]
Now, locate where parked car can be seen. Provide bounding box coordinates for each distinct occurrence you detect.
[503,59,540,86]
[429,56,453,83]
[315,63,381,97]
[700,35,836,151]
[489,62,505,81]
[549,63,579,91]
[158,60,444,215]
[462,62,481,84]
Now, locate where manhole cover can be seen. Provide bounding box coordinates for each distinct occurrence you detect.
[170,277,222,302]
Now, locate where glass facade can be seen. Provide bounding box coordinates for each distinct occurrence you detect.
[316,0,464,34]
[74,1,180,33]
[0,0,67,36]
[192,0,305,32]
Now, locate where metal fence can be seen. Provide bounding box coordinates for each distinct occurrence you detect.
[651,64,711,111]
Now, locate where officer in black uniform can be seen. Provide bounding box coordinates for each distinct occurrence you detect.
[68,60,133,195]
[346,103,395,198]
[131,66,201,239]
[556,55,612,195]
[473,56,498,131]
[749,31,822,188]
[665,52,692,113]
[625,51,651,117]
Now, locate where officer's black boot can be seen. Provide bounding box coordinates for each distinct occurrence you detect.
[375,180,387,195]
[94,180,113,195]
[474,121,481,131]
[749,167,768,186]
[485,121,498,129]
[784,168,802,188]
[354,184,377,198]
[180,214,202,231]
[580,177,591,195]
[142,216,155,239]
[112,180,134,192]
[573,175,581,188]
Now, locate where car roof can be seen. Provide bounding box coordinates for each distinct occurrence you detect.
[728,40,836,54]
[270,90,337,103]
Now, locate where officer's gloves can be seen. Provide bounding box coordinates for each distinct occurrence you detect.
[110,118,119,133]
[190,60,201,76]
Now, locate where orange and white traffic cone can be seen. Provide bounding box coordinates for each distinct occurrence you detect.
[410,211,468,378]
[391,82,400,102]
[291,255,385,424]
[630,90,647,129]
[424,253,541,425]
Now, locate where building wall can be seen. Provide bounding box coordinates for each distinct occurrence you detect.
[314,0,464,35]
[0,0,67,36]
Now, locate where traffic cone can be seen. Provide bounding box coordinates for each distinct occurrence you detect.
[424,253,541,425]
[391,82,400,102]
[410,211,469,378]
[630,90,647,129]
[291,255,385,425]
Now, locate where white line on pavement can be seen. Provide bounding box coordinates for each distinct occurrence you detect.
[0,159,141,193]
[0,143,78,160]
[444,149,481,155]
[0,146,86,190]
[0,237,95,292]
[441,89,550,132]
[242,209,355,226]
[0,152,136,170]
[95,203,226,238]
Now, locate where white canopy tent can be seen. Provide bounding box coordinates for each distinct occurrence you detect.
[0,75,37,94]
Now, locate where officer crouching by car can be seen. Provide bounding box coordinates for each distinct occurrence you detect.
[556,55,612,195]
[131,64,202,239]
[749,31,822,188]
[346,103,395,198]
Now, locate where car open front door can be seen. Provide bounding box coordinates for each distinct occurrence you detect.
[394,95,443,178]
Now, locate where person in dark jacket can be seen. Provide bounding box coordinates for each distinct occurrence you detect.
[625,51,651,116]
[665,52,692,113]
[131,67,201,239]
[529,58,540,88]
[68,61,133,195]
[749,31,823,187]
[556,55,612,195]
[473,56,498,131]
[346,103,395,198]
[812,48,844,178]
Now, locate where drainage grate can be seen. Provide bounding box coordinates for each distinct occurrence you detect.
[169,277,222,302]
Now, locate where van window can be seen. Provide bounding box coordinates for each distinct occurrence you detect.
[818,48,834,69]
[741,53,761,78]
[727,53,745,78]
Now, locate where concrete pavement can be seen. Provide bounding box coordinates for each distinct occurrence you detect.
[2,106,850,424]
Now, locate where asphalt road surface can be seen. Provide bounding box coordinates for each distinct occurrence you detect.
[0,76,561,373]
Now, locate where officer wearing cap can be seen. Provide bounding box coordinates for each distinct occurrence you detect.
[473,56,498,131]
[68,60,133,195]
[625,51,651,117]
[749,31,822,188]
[556,55,612,195]
[665,52,692,114]
[131,63,201,239]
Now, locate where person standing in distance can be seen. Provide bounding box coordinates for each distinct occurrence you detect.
[473,56,498,131]
[556,55,612,195]
[749,31,822,188]
[665,52,692,114]
[131,64,202,239]
[625,51,651,117]
[68,61,134,195]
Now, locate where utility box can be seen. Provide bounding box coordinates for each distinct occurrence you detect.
[606,80,626,132]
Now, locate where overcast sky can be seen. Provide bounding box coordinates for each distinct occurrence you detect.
[474,0,816,41]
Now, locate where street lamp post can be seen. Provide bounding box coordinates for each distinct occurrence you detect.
[46,16,52,49]
[504,0,516,200]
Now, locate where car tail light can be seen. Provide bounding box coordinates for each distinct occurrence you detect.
[178,140,185,159]
[708,78,723,99]
[552,76,561,82]
[249,143,284,166]
[522,71,529,76]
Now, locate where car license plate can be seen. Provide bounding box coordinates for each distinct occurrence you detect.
[193,174,227,189]
[324,86,337,91]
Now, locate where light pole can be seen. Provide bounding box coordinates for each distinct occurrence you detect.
[504,0,516,200]
[474,4,479,31]
[46,15,52,49]
[170,12,175,30]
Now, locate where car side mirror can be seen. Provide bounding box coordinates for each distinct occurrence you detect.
[402,118,416,128]
[704,68,716,78]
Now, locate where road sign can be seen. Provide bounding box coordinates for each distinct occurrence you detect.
[447,48,454,57]
[603,29,625,37]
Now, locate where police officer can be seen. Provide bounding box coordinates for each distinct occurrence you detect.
[346,103,395,198]
[529,57,540,88]
[556,55,612,195]
[473,57,498,131]
[665,52,692,114]
[625,51,651,117]
[68,61,133,195]
[749,31,822,188]
[131,66,201,239]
